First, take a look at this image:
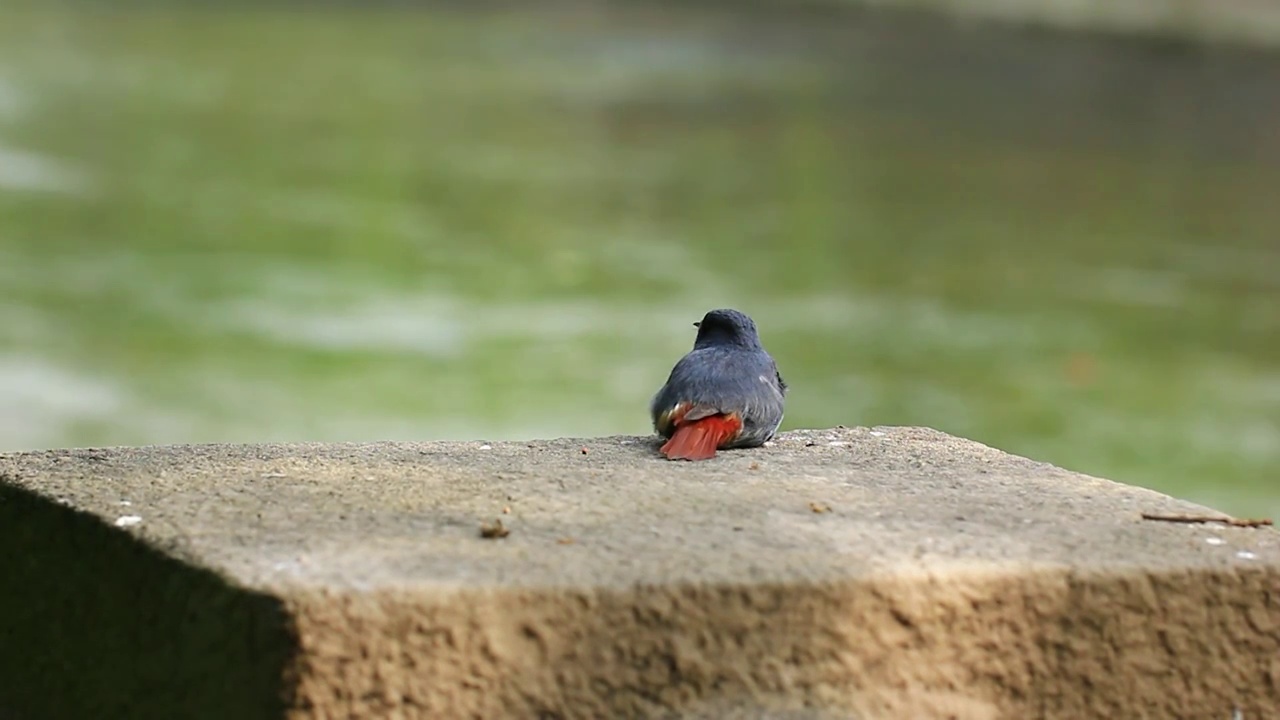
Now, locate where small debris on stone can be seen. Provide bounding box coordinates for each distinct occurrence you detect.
[1205,537,1225,546]
[479,444,493,451]
[580,447,589,455]
[827,441,847,447]
[502,505,511,515]
[118,500,132,506]
[556,537,576,545]
[115,515,142,528]
[1236,550,1257,560]
[479,519,509,539]
[809,502,831,514]
[869,431,885,437]
[261,472,287,479]
[749,462,760,471]
[805,441,817,447]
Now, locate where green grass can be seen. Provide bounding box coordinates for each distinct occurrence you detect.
[0,4,1277,516]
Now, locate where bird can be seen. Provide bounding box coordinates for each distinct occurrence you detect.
[650,308,787,461]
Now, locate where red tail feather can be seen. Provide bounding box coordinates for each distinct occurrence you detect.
[660,413,742,461]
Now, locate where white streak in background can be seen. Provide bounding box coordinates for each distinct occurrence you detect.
[535,31,802,108]
[224,296,467,358]
[0,144,92,195]
[209,264,1097,360]
[1060,264,1187,308]
[0,356,125,452]
[1190,417,1280,460]
[0,72,91,195]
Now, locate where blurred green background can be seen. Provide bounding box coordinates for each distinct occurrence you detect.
[0,3,1276,516]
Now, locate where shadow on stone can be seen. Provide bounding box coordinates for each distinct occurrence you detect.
[0,479,298,720]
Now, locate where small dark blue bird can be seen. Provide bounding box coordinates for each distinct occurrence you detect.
[650,308,787,461]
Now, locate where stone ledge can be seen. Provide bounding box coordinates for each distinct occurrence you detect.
[1,427,1277,719]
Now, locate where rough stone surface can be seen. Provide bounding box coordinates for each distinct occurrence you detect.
[2,426,1278,719]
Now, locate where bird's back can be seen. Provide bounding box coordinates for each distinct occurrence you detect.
[651,345,785,443]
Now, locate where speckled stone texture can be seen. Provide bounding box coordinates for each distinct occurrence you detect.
[2,427,1278,719]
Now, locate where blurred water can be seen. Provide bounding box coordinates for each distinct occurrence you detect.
[0,4,1277,515]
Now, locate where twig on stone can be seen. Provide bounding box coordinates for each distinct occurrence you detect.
[1140,513,1273,528]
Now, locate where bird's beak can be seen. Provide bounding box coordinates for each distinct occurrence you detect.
[692,322,701,328]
